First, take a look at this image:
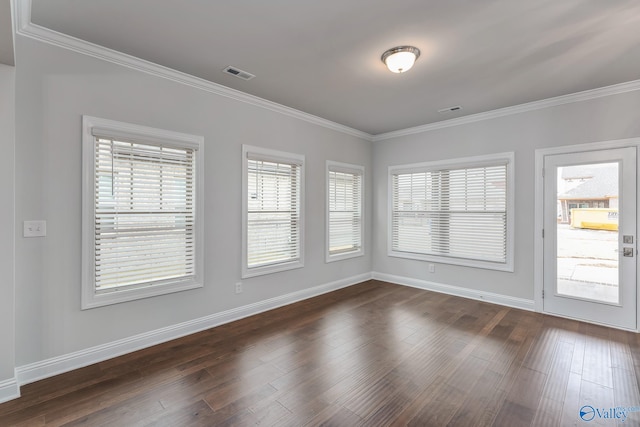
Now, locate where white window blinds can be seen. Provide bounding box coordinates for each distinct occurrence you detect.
[93,137,196,291]
[246,153,302,270]
[391,163,508,264]
[328,165,363,257]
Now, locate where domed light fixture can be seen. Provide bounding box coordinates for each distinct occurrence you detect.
[381,46,420,73]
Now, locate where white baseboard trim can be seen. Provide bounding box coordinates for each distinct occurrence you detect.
[0,377,20,404]
[15,272,372,388]
[12,271,534,398]
[372,272,535,312]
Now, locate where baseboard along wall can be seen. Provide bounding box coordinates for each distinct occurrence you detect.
[8,271,535,403]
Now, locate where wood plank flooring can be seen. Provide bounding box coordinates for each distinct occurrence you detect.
[2,280,640,426]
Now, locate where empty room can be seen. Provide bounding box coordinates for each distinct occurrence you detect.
[2,0,640,425]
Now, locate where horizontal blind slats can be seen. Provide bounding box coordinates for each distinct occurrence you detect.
[391,163,507,263]
[247,158,301,269]
[94,137,196,291]
[328,169,362,255]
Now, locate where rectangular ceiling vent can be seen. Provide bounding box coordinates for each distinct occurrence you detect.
[223,66,255,81]
[438,105,463,113]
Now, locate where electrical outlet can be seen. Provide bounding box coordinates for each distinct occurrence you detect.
[24,220,47,237]
[428,264,435,273]
[235,282,243,294]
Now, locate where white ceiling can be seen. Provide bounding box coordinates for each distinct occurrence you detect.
[26,0,640,135]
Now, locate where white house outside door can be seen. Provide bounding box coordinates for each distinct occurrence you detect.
[540,146,637,330]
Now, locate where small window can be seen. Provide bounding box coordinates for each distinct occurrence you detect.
[326,161,364,262]
[242,145,305,278]
[82,116,203,309]
[389,152,514,271]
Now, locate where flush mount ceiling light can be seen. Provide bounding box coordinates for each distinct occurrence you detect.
[381,46,420,73]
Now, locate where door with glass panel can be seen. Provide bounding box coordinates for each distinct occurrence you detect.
[543,147,637,330]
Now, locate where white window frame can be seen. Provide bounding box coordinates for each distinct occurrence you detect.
[81,116,204,309]
[388,152,514,272]
[326,161,364,263]
[242,145,305,278]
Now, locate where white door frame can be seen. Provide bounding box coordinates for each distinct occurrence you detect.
[534,137,640,331]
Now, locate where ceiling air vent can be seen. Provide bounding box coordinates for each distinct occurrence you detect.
[223,66,255,81]
[438,105,462,113]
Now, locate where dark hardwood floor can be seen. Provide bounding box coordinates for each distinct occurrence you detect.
[2,280,640,426]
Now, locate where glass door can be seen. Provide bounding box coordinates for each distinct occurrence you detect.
[543,148,637,329]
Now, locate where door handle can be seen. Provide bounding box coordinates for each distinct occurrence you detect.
[623,247,634,257]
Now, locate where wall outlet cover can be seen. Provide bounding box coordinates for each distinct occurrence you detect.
[24,220,47,237]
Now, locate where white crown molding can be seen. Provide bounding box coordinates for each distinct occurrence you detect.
[13,1,640,143]
[13,0,372,141]
[13,0,640,143]
[373,79,640,141]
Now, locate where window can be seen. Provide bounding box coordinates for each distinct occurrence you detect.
[326,161,364,262]
[82,116,203,309]
[389,152,514,271]
[242,145,304,278]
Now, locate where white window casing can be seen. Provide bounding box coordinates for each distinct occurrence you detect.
[242,145,305,278]
[326,161,364,262]
[82,116,204,309]
[388,152,514,272]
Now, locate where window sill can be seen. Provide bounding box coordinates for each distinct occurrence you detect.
[242,260,304,279]
[326,250,364,263]
[81,278,203,310]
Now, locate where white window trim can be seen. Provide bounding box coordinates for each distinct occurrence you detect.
[242,145,305,278]
[387,152,515,272]
[326,161,364,263]
[81,116,204,309]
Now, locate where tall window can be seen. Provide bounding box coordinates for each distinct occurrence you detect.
[82,116,203,309]
[242,145,304,278]
[327,161,364,262]
[389,153,514,271]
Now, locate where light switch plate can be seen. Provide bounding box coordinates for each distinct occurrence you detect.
[24,220,47,237]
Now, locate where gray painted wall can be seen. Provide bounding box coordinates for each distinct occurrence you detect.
[0,64,15,383]
[372,91,640,300]
[9,31,640,382]
[14,36,372,365]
